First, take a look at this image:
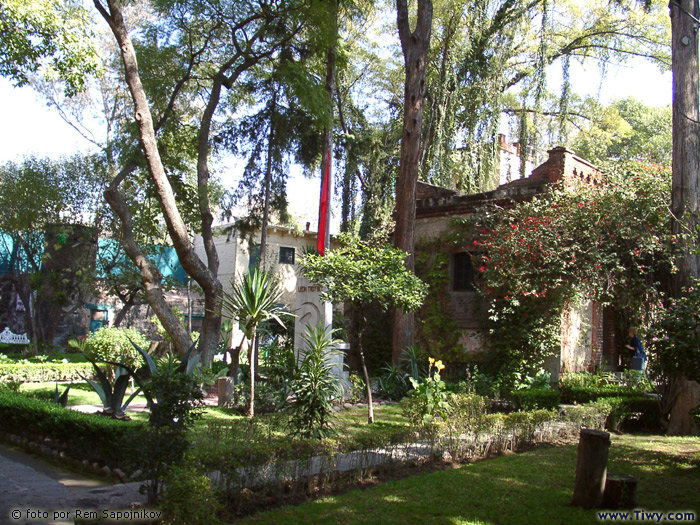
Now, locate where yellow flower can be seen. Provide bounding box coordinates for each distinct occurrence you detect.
[435,360,445,371]
[428,357,435,365]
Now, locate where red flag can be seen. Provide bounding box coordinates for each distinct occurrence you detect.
[317,151,331,255]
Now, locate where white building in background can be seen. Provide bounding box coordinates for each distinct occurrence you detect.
[192,222,341,359]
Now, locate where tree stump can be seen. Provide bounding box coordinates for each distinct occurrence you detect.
[572,428,611,508]
[218,377,236,407]
[603,474,638,509]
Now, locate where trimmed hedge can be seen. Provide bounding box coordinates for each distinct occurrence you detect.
[591,395,661,431]
[0,362,94,383]
[0,391,145,469]
[560,384,648,404]
[513,388,561,410]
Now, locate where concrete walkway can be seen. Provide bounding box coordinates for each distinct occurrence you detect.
[0,445,149,525]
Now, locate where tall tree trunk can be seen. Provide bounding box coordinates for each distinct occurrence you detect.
[358,316,374,424]
[259,92,277,271]
[253,92,278,380]
[112,289,140,327]
[95,0,222,363]
[393,0,433,364]
[319,10,337,254]
[247,333,257,418]
[669,0,700,435]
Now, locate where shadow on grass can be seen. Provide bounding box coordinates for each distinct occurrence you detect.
[236,435,700,525]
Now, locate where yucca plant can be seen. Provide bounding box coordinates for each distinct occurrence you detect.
[221,268,292,418]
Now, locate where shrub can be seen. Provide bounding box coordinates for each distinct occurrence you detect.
[513,387,561,410]
[288,325,341,439]
[593,395,660,431]
[161,465,221,525]
[83,327,149,373]
[462,365,497,397]
[559,384,650,404]
[0,362,94,382]
[377,363,410,401]
[347,373,366,403]
[446,393,489,429]
[0,391,145,468]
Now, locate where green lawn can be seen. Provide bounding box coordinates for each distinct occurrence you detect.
[19,381,149,407]
[235,434,700,524]
[18,382,407,439]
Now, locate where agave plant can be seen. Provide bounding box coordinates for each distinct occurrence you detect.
[53,383,71,408]
[78,353,142,420]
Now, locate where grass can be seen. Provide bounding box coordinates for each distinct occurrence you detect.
[235,434,700,524]
[18,382,407,441]
[20,381,148,407]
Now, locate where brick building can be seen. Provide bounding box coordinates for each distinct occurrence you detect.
[414,147,619,379]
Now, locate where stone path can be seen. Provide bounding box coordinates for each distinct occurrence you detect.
[0,445,149,525]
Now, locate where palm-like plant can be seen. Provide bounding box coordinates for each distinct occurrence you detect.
[221,268,291,417]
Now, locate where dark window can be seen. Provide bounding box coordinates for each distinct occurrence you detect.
[452,252,475,291]
[248,244,260,271]
[279,246,295,265]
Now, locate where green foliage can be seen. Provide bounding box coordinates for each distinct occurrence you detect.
[0,361,93,383]
[161,465,221,525]
[0,379,22,393]
[571,98,671,166]
[414,246,463,364]
[78,353,142,419]
[0,0,100,95]
[126,340,204,504]
[288,325,342,440]
[461,365,497,397]
[0,390,144,468]
[52,383,71,407]
[82,328,149,376]
[378,346,429,400]
[127,339,203,428]
[347,373,366,403]
[403,358,450,429]
[560,371,618,390]
[221,268,290,345]
[445,393,489,430]
[591,395,661,432]
[513,388,561,411]
[465,161,673,379]
[222,268,292,417]
[377,363,411,401]
[559,384,651,405]
[514,369,552,390]
[647,282,700,385]
[301,233,428,313]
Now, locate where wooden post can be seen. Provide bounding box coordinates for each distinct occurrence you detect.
[603,474,638,509]
[572,428,611,508]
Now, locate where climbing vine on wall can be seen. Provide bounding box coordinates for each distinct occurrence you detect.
[457,161,674,382]
[414,242,463,371]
